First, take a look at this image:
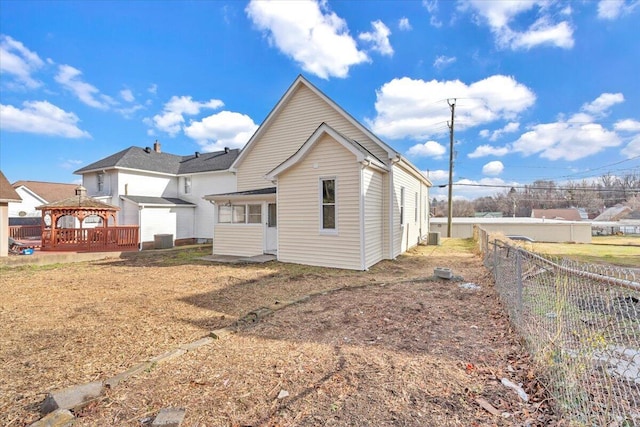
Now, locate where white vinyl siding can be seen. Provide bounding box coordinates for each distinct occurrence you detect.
[213,224,263,256]
[237,84,387,192]
[364,168,384,268]
[277,135,362,270]
[392,164,425,256]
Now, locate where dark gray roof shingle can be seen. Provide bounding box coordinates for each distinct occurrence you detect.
[74,147,239,175]
[121,196,195,206]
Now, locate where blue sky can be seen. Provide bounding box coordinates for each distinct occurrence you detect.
[1,0,639,201]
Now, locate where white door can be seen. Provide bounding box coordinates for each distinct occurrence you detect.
[265,203,277,254]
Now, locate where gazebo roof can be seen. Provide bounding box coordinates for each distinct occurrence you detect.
[36,186,119,211]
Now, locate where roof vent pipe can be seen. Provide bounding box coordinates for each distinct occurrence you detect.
[144,147,151,153]
[224,147,229,154]
[195,152,200,158]
[154,140,161,153]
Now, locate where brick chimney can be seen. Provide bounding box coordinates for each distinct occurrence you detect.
[153,140,161,153]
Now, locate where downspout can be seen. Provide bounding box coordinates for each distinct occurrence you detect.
[138,205,143,251]
[388,155,401,259]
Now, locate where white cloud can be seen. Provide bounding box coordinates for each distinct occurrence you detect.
[425,169,450,182]
[480,121,520,141]
[246,0,369,79]
[433,55,456,69]
[55,64,114,110]
[482,160,504,176]
[398,17,412,31]
[407,140,447,158]
[509,19,574,50]
[59,158,83,170]
[511,121,621,161]
[0,100,90,138]
[184,110,258,151]
[615,119,640,132]
[621,134,640,157]
[359,20,393,56]
[367,75,535,141]
[423,0,442,27]
[152,95,224,136]
[461,1,574,50]
[581,92,624,116]
[597,0,638,19]
[0,35,45,89]
[120,89,135,102]
[148,83,158,94]
[468,144,510,158]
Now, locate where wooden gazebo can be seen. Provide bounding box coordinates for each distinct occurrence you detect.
[36,186,138,252]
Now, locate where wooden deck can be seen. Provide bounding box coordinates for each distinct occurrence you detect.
[40,226,139,252]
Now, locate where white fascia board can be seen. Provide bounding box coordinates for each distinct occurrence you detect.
[204,193,277,203]
[266,123,374,180]
[15,186,47,204]
[231,75,398,172]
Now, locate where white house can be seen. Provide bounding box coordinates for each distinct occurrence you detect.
[205,75,431,270]
[74,142,238,247]
[9,180,78,220]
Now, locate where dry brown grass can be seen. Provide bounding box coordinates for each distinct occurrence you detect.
[0,241,557,426]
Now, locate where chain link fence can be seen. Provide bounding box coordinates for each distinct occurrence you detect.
[475,227,640,426]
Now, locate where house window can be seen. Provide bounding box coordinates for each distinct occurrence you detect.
[232,205,246,223]
[321,178,336,231]
[184,177,192,194]
[248,204,262,224]
[218,206,232,223]
[97,173,104,192]
[400,187,405,225]
[218,204,261,224]
[415,192,418,223]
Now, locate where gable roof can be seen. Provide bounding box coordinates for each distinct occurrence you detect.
[0,171,21,203]
[74,146,240,176]
[36,187,119,211]
[531,208,583,221]
[265,123,388,180]
[594,205,633,221]
[11,180,77,203]
[232,75,399,173]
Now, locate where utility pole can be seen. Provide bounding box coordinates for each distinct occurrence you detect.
[447,98,456,238]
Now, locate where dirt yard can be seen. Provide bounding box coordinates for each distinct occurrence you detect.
[0,240,558,426]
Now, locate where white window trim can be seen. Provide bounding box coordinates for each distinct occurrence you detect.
[415,192,418,223]
[217,203,262,225]
[319,177,338,235]
[97,173,105,192]
[183,176,192,194]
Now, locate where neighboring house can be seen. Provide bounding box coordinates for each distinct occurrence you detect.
[9,180,78,219]
[205,75,431,270]
[531,208,583,221]
[1,171,22,257]
[74,142,238,247]
[594,205,633,221]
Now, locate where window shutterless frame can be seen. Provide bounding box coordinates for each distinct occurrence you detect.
[319,177,337,234]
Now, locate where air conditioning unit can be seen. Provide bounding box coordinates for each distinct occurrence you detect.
[154,234,174,249]
[428,231,441,245]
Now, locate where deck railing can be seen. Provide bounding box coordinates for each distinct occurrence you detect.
[41,226,139,252]
[9,225,42,240]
